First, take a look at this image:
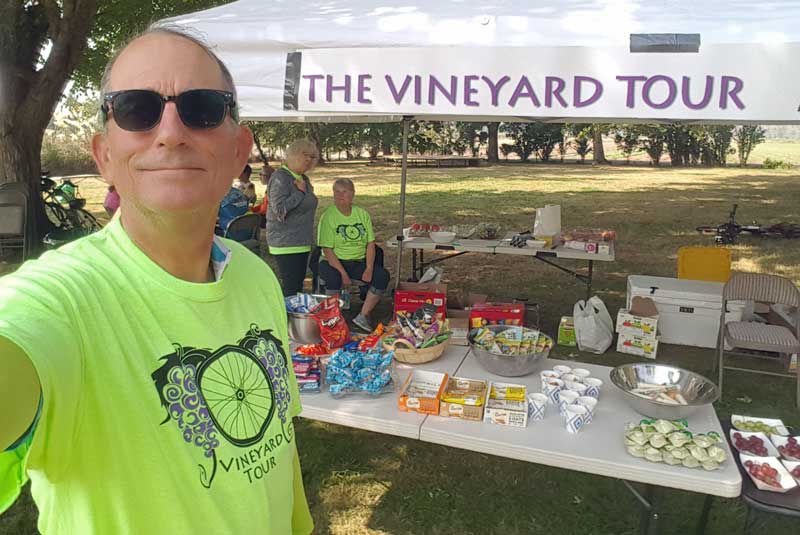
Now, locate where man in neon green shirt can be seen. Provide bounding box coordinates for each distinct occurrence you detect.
[317,178,390,332]
[0,27,313,534]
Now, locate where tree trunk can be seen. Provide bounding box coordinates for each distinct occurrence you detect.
[305,124,324,165]
[0,1,97,254]
[592,126,608,164]
[487,123,499,163]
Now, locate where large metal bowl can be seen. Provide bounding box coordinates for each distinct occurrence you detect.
[287,312,322,344]
[468,325,551,377]
[609,363,720,420]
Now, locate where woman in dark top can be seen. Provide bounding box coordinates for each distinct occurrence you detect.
[266,139,319,296]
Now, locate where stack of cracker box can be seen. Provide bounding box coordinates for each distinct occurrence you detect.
[616,296,659,359]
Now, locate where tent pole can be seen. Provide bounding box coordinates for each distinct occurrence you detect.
[394,115,412,290]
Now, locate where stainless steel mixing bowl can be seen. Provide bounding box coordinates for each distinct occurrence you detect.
[468,325,551,377]
[609,362,720,419]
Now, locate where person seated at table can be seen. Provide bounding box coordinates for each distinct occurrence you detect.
[216,185,249,239]
[317,178,389,332]
[233,164,257,204]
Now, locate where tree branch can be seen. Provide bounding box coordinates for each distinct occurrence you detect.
[42,0,62,42]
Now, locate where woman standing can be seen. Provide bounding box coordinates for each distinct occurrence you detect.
[266,140,319,295]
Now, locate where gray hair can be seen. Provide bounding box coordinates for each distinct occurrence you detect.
[284,139,319,161]
[333,178,355,191]
[98,24,238,127]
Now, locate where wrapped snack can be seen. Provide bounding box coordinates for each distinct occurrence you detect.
[663,452,680,465]
[670,447,690,460]
[311,296,350,350]
[688,444,710,462]
[692,434,714,449]
[682,456,701,469]
[706,445,727,464]
[648,433,668,449]
[701,460,720,471]
[628,430,649,447]
[644,446,663,463]
[627,445,646,458]
[654,419,676,434]
[411,303,438,324]
[325,348,394,396]
[668,431,692,448]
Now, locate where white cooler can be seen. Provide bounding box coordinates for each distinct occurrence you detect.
[627,276,753,349]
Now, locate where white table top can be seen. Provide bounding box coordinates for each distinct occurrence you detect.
[387,236,615,262]
[419,355,741,498]
[299,345,469,439]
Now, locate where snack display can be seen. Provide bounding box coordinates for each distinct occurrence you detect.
[560,228,617,242]
[383,304,451,349]
[408,223,442,237]
[623,419,727,470]
[732,414,790,436]
[285,293,321,313]
[484,382,530,427]
[325,348,394,396]
[398,370,448,415]
[439,377,488,421]
[471,325,552,356]
[740,454,799,493]
[292,355,322,393]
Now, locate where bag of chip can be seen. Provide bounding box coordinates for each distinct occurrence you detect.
[311,295,350,350]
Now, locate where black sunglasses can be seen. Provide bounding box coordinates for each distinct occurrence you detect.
[101,89,238,132]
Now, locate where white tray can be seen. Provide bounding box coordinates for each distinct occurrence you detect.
[770,435,800,462]
[731,414,790,436]
[739,453,798,493]
[729,429,780,457]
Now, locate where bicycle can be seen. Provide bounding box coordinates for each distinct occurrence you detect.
[696,204,800,245]
[40,172,101,246]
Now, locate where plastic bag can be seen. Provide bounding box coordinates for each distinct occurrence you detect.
[533,205,561,238]
[311,295,350,350]
[573,296,614,354]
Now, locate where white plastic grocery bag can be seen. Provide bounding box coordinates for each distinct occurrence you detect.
[533,204,561,238]
[573,296,614,354]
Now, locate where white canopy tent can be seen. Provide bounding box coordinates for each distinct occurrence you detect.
[168,0,800,280]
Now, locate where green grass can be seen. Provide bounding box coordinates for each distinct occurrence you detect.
[3,160,800,534]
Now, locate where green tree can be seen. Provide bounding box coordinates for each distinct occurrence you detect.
[613,126,639,163]
[634,125,667,166]
[0,0,231,247]
[569,124,593,163]
[733,125,766,167]
[701,125,735,166]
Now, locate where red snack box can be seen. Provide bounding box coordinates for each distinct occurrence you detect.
[394,282,447,321]
[469,302,525,329]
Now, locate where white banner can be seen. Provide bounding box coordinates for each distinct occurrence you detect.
[289,44,800,123]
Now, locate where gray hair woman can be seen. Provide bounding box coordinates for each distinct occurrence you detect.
[266,139,319,295]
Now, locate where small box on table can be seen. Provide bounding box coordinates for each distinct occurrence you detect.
[394,282,448,321]
[439,377,488,421]
[483,382,530,428]
[398,369,448,415]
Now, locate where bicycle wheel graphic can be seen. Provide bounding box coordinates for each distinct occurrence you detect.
[196,346,275,447]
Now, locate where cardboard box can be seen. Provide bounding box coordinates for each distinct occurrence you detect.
[439,377,488,421]
[616,310,659,338]
[398,369,448,415]
[617,332,659,359]
[469,302,525,329]
[483,382,530,427]
[446,291,488,345]
[557,316,577,347]
[394,282,448,321]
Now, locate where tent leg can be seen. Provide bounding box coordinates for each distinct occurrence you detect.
[394,116,412,290]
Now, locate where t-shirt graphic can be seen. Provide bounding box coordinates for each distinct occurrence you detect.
[151,325,293,489]
[336,222,367,242]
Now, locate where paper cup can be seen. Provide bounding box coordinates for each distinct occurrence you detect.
[553,365,572,377]
[540,370,560,389]
[576,396,598,423]
[403,227,411,239]
[558,390,580,415]
[565,381,588,396]
[542,379,564,405]
[528,393,548,421]
[560,373,579,384]
[572,368,591,380]
[583,378,603,398]
[564,404,588,433]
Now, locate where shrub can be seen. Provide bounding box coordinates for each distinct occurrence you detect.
[762,157,794,170]
[41,133,96,176]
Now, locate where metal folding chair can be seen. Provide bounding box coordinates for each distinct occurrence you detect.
[717,272,800,407]
[0,186,29,260]
[223,213,261,252]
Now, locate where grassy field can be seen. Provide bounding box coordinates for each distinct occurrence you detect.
[2,160,800,534]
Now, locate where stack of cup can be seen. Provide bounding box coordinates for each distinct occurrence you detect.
[564,404,588,433]
[528,393,548,421]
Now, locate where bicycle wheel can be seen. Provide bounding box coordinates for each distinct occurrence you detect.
[72,208,101,233]
[45,202,72,229]
[196,347,275,447]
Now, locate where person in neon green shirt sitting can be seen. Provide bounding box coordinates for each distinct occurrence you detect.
[0,27,313,535]
[317,178,390,332]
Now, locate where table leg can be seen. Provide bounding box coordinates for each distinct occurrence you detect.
[411,249,418,282]
[640,485,663,535]
[695,495,712,535]
[586,260,594,300]
[418,250,424,280]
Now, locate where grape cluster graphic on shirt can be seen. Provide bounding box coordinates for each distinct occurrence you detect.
[335,223,367,241]
[151,325,293,488]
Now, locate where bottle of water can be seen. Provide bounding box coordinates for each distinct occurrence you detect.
[339,289,351,311]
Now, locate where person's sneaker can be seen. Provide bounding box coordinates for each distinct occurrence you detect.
[352,313,372,333]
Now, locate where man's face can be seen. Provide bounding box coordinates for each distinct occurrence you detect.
[92,34,253,217]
